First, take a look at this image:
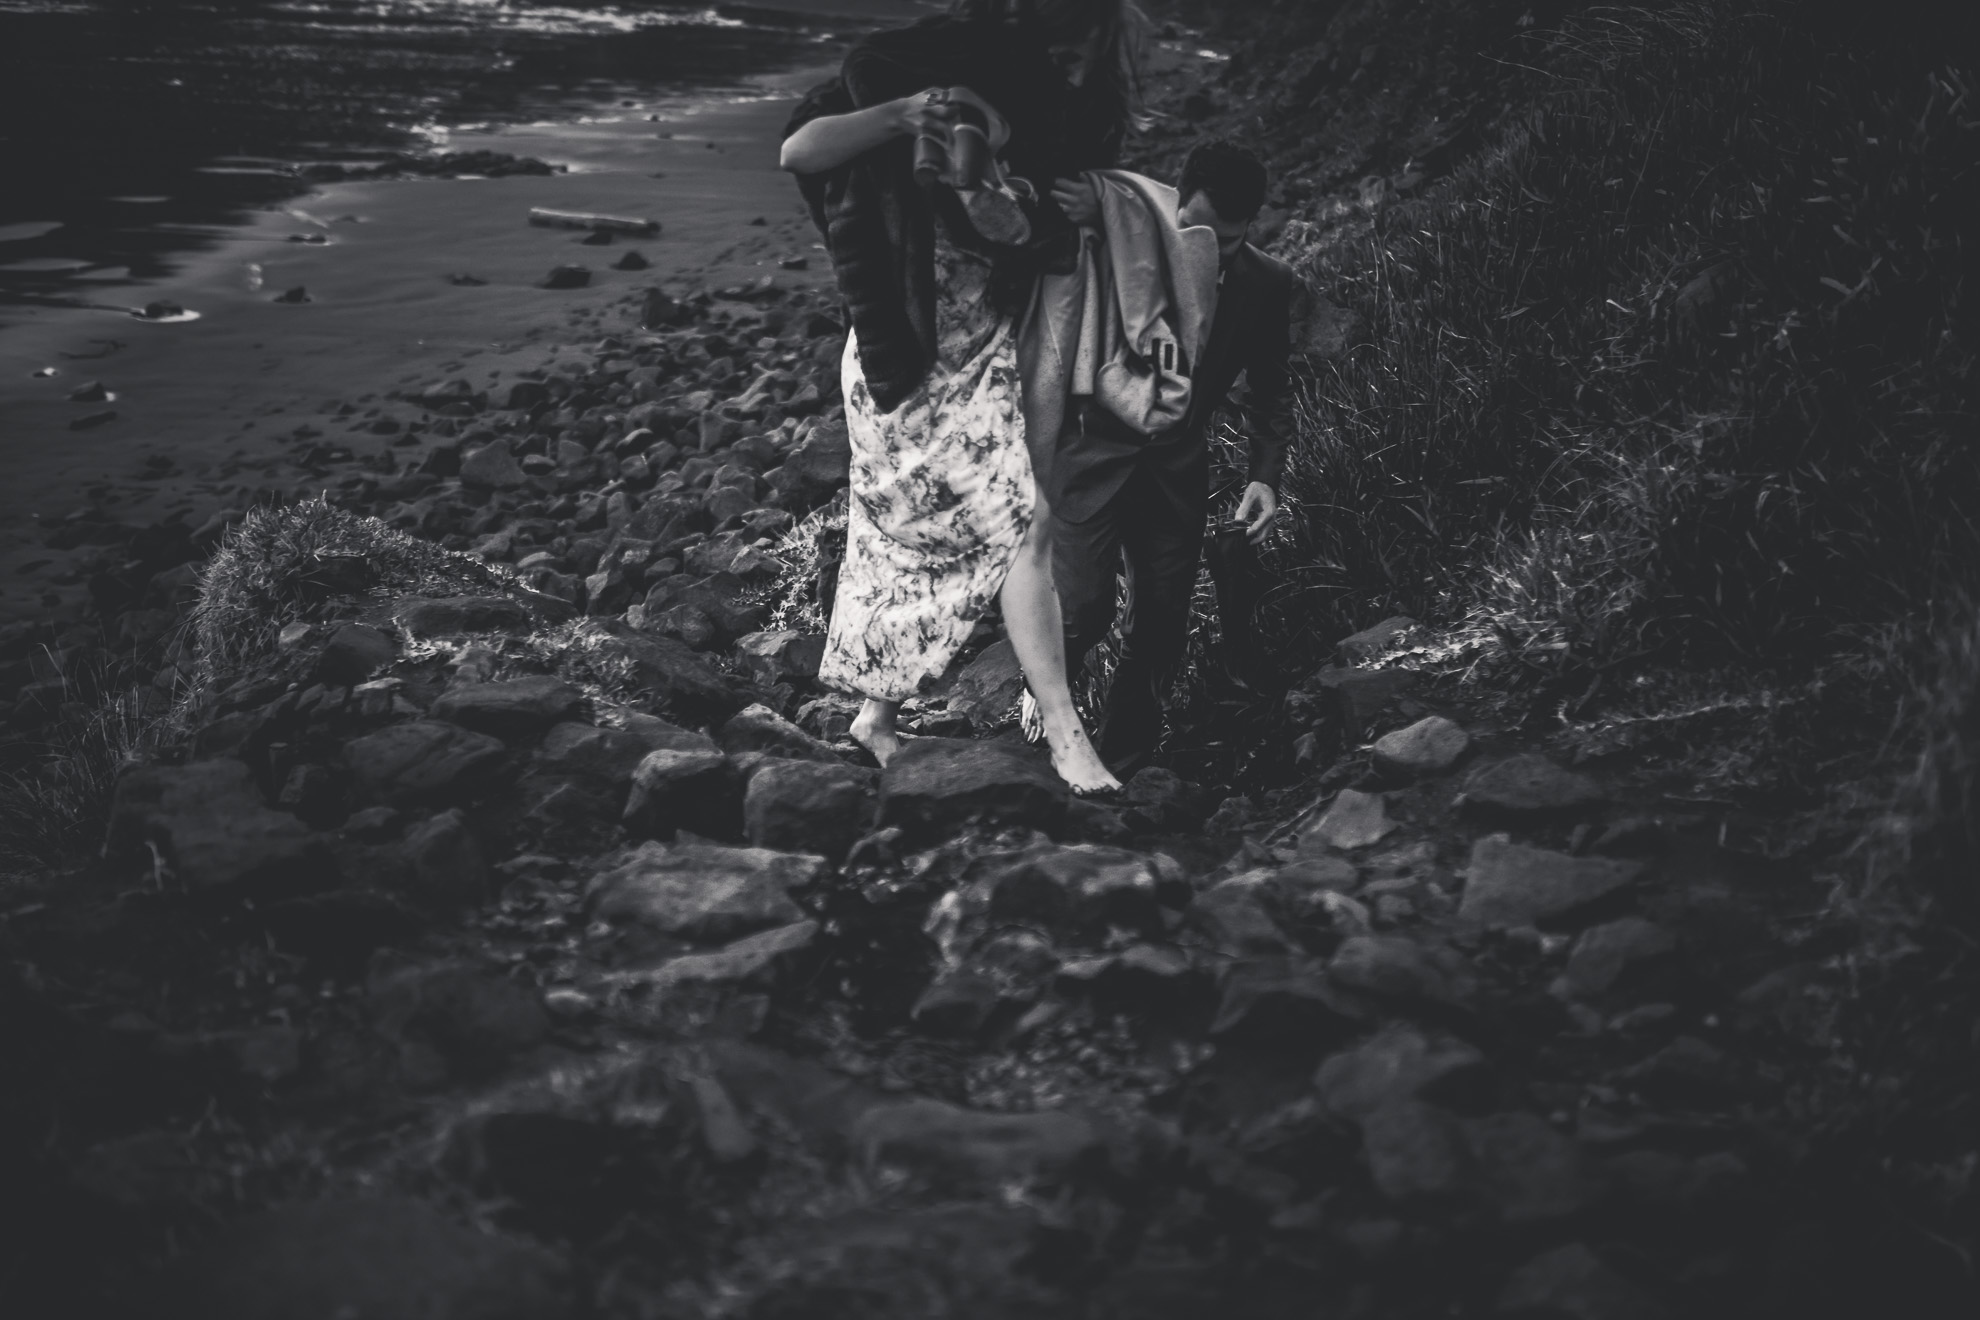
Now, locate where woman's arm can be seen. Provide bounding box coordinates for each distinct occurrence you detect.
[780,92,954,174]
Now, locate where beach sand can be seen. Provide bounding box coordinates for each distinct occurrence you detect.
[0,70,833,624]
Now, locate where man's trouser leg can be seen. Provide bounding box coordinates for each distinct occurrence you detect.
[1096,467,1206,771]
[1051,492,1126,698]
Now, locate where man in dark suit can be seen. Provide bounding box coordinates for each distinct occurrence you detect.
[1038,139,1295,775]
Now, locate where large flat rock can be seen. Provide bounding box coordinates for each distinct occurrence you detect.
[345,720,507,806]
[107,759,323,892]
[876,737,1068,839]
[1460,835,1644,928]
[430,676,583,743]
[850,1097,1105,1195]
[1460,753,1605,817]
[743,759,877,859]
[586,840,825,942]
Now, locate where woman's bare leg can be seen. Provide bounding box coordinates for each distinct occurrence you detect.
[850,697,903,767]
[1002,485,1120,794]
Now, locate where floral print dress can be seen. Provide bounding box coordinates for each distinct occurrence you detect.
[817,228,1034,702]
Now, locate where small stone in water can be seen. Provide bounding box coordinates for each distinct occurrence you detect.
[273,286,310,304]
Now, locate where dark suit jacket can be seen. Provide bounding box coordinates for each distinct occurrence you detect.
[1052,242,1297,525]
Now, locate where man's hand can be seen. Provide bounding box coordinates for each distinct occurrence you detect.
[1235,481,1279,545]
[1049,176,1101,226]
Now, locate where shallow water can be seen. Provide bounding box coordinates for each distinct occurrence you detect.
[0,0,933,312]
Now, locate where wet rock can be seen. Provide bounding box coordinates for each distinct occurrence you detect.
[67,379,111,402]
[587,626,741,723]
[621,733,739,840]
[1550,917,1676,1000]
[586,839,823,942]
[1362,1100,1465,1202]
[625,919,819,993]
[1329,934,1477,1008]
[273,285,310,304]
[734,629,827,688]
[851,1098,1104,1195]
[1122,765,1214,831]
[1371,715,1471,779]
[768,419,852,505]
[70,408,118,430]
[910,969,1006,1038]
[612,249,649,270]
[1061,943,1203,1012]
[308,625,394,688]
[1303,788,1397,851]
[169,1195,572,1320]
[460,440,528,491]
[540,264,590,289]
[1613,1035,1744,1106]
[533,719,701,813]
[1461,753,1605,817]
[1273,853,1361,899]
[1313,665,1417,737]
[964,840,1168,941]
[876,737,1068,840]
[1497,1242,1673,1320]
[946,639,1023,728]
[1337,615,1421,665]
[718,702,839,762]
[1210,956,1363,1044]
[1462,1111,1588,1223]
[505,380,550,411]
[743,759,877,859]
[278,763,348,829]
[393,594,535,639]
[430,676,583,743]
[1189,871,1295,954]
[107,759,324,892]
[400,808,490,908]
[1314,1024,1491,1119]
[1460,836,1644,928]
[369,959,552,1077]
[344,720,507,806]
[1731,962,1833,1044]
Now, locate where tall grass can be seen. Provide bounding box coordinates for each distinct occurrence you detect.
[0,685,160,884]
[1255,3,1976,678]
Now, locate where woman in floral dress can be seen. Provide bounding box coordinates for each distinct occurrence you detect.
[782,0,1144,793]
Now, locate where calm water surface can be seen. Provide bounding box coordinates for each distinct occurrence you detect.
[0,0,931,309]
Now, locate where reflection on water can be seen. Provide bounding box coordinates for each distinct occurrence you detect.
[0,0,932,310]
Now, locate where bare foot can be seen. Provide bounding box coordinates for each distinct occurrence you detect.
[850,701,902,767]
[1019,689,1045,744]
[1044,724,1121,796]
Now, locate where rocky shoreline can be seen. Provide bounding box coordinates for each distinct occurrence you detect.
[0,305,1898,1313]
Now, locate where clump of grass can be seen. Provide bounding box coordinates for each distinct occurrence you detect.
[189,497,494,693]
[0,686,158,884]
[1259,2,1977,681]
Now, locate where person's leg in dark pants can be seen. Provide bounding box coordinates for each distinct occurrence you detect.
[1051,495,1127,694]
[1096,467,1206,772]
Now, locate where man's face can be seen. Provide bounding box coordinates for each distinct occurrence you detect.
[1178,191,1250,263]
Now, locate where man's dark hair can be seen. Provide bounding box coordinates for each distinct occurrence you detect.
[1179,139,1268,222]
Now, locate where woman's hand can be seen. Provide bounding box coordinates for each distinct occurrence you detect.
[895,86,959,144]
[1050,176,1101,226]
[779,87,954,175]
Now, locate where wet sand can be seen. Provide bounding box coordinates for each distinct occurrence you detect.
[0,71,834,623]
